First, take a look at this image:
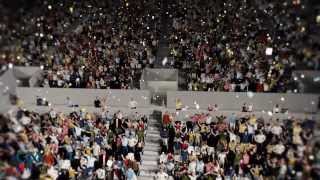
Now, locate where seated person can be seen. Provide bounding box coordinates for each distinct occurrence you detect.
[94,97,101,108]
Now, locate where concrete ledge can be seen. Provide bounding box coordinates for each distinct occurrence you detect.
[17,87,151,108]
[167,91,319,113]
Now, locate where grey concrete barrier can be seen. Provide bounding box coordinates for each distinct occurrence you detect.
[167,91,319,113]
[17,87,151,108]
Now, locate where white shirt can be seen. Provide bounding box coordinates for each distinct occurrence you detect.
[20,116,31,125]
[21,168,31,179]
[47,167,58,179]
[50,110,57,119]
[206,116,212,124]
[188,161,197,174]
[128,137,137,147]
[86,156,96,168]
[127,152,135,161]
[116,112,123,119]
[271,126,282,135]
[189,175,197,180]
[67,99,73,107]
[93,144,101,157]
[159,153,167,164]
[273,144,286,154]
[187,146,195,154]
[128,100,138,109]
[96,168,106,179]
[156,172,169,180]
[107,159,114,170]
[167,162,175,171]
[279,165,287,175]
[196,161,204,173]
[59,159,71,170]
[57,79,64,86]
[74,127,82,136]
[247,125,254,134]
[122,137,128,147]
[229,132,237,142]
[218,152,227,165]
[254,134,266,143]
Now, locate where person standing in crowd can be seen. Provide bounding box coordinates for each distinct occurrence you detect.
[0,106,148,179]
[157,107,319,179]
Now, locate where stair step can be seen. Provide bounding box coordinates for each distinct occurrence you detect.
[140,164,159,171]
[138,175,155,180]
[144,145,161,152]
[144,141,160,147]
[139,171,156,180]
[144,142,161,147]
[148,126,160,131]
[148,119,159,123]
[141,160,158,166]
[148,121,161,125]
[147,129,160,134]
[145,138,160,144]
[142,155,159,161]
[147,133,161,138]
[143,150,159,156]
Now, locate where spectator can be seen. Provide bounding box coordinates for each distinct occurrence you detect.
[94,96,101,108]
[158,107,319,179]
[0,107,148,179]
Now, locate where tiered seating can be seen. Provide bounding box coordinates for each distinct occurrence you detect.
[157,110,319,179]
[0,0,161,89]
[168,0,319,92]
[0,108,148,179]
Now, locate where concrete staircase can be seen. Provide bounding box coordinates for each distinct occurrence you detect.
[138,113,162,180]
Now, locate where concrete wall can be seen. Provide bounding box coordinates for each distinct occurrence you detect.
[22,105,153,117]
[140,68,178,91]
[17,87,151,108]
[142,68,178,81]
[169,110,320,122]
[167,91,319,113]
[146,81,178,91]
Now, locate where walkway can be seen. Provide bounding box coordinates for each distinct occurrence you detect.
[154,0,172,68]
[139,111,162,179]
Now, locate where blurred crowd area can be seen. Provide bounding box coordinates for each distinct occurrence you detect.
[157,110,320,179]
[0,0,161,89]
[168,0,320,92]
[0,0,319,91]
[0,107,148,179]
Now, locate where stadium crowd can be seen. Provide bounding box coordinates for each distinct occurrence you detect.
[158,111,320,179]
[0,0,319,180]
[0,107,148,179]
[0,0,160,89]
[1,0,319,91]
[169,0,319,92]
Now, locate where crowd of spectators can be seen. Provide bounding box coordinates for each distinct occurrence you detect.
[0,0,161,89]
[169,0,320,92]
[0,107,148,179]
[1,0,319,91]
[158,110,320,179]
